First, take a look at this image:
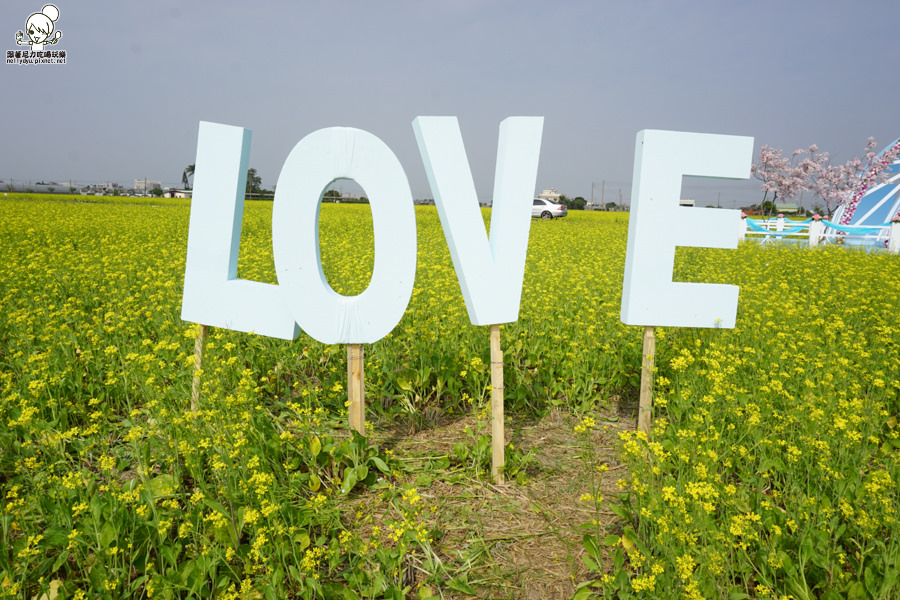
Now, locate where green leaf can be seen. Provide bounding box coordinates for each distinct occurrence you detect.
[572,581,599,600]
[418,585,434,599]
[342,588,360,600]
[446,576,476,594]
[310,436,321,457]
[386,585,405,600]
[777,550,793,571]
[884,564,900,592]
[88,565,108,590]
[309,473,321,492]
[603,535,620,546]
[178,559,197,585]
[397,377,413,392]
[44,526,68,548]
[147,474,175,498]
[99,521,117,547]
[622,527,648,556]
[615,566,629,588]
[130,575,150,593]
[608,502,630,520]
[370,456,390,474]
[51,550,69,571]
[787,574,815,600]
[799,537,814,563]
[341,468,358,494]
[160,543,177,567]
[846,582,866,600]
[583,534,602,563]
[864,565,881,597]
[294,530,310,551]
[90,494,103,522]
[202,498,229,517]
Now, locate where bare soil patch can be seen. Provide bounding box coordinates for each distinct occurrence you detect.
[361,404,635,599]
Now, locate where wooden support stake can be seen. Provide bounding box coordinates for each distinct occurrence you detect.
[490,324,505,485]
[347,344,365,435]
[638,326,655,436]
[191,325,208,413]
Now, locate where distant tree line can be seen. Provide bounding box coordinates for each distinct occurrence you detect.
[558,195,587,210]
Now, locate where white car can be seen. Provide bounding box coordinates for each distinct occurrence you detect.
[532,198,568,219]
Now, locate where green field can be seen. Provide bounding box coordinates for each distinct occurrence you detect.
[1,197,898,599]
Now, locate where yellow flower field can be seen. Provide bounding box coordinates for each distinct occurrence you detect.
[1,196,897,599]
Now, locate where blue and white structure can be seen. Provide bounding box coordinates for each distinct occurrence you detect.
[829,136,900,246]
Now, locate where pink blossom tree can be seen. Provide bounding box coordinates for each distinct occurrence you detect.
[751,145,824,215]
[753,137,899,221]
[810,162,854,216]
[838,138,900,224]
[803,138,875,218]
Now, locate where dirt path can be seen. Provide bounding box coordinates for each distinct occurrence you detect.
[367,406,635,599]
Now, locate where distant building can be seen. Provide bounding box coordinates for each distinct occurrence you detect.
[538,188,562,201]
[164,189,192,198]
[80,182,121,195]
[134,178,161,193]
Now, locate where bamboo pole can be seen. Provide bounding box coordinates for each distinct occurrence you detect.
[638,326,655,436]
[191,324,209,413]
[490,324,505,484]
[347,344,365,435]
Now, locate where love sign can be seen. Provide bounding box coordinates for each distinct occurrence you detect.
[181,121,753,343]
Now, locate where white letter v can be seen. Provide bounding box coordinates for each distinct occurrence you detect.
[413,116,543,325]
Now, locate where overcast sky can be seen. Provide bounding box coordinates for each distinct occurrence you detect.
[3,0,899,208]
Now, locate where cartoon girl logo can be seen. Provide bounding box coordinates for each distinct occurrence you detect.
[16,5,62,52]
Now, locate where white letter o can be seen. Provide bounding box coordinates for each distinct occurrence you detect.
[272,127,417,344]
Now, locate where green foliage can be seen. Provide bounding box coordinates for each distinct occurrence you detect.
[183,163,195,190]
[561,196,587,210]
[246,168,262,195]
[450,409,537,484]
[0,199,897,597]
[577,243,900,598]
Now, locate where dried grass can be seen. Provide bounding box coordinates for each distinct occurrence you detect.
[355,404,634,599]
